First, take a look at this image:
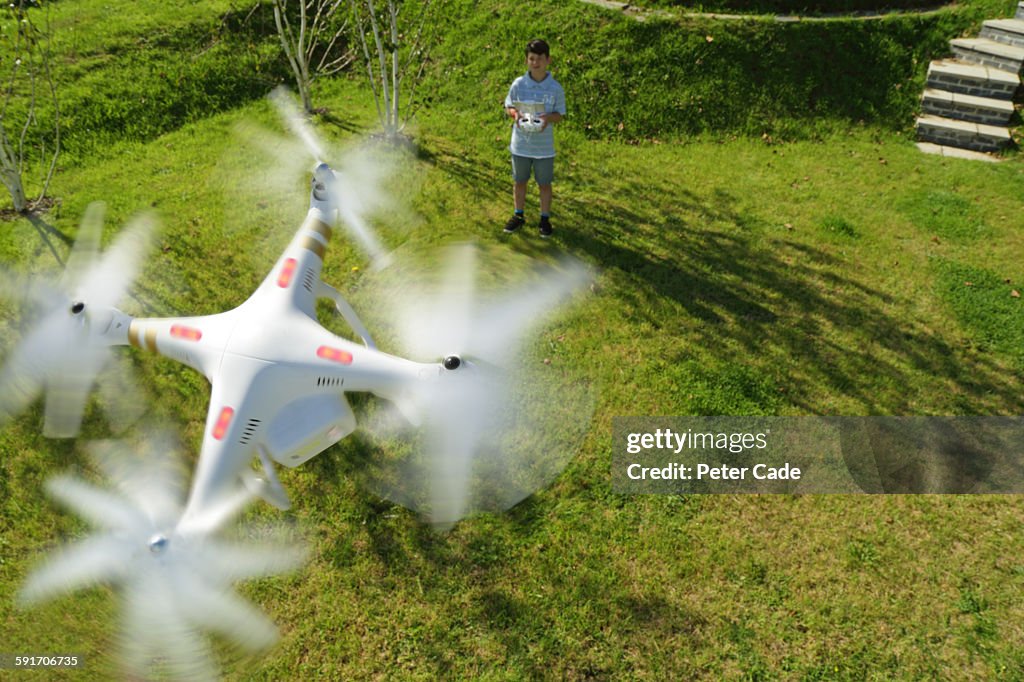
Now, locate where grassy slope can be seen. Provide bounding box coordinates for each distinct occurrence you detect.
[432,0,1020,142]
[2,0,1024,680]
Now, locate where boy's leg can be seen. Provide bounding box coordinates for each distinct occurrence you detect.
[538,184,552,214]
[534,158,555,237]
[504,155,530,233]
[538,186,553,237]
[514,181,528,212]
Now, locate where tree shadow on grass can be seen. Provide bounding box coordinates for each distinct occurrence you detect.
[551,166,1023,415]
[315,109,368,136]
[415,137,508,205]
[23,211,72,269]
[304,461,711,678]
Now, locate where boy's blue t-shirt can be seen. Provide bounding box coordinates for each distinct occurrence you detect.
[504,72,566,159]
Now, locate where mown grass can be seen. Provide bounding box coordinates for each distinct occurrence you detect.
[2,0,1024,679]
[432,0,1019,143]
[5,0,285,170]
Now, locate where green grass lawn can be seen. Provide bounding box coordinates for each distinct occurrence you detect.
[3,0,1024,679]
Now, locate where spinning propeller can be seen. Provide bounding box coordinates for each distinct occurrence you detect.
[367,244,593,527]
[19,435,304,680]
[0,203,153,437]
[270,87,392,269]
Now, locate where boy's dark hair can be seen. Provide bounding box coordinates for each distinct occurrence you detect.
[526,39,550,57]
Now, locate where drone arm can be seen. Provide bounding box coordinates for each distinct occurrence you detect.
[181,359,266,522]
[315,281,376,349]
[123,313,236,382]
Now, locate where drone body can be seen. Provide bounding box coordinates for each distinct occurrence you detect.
[101,165,445,520]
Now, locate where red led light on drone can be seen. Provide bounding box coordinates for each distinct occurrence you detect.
[170,325,202,342]
[212,407,234,440]
[316,346,353,365]
[277,258,298,288]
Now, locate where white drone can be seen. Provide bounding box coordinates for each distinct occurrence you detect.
[0,92,588,679]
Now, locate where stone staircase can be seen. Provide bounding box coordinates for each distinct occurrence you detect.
[916,2,1023,159]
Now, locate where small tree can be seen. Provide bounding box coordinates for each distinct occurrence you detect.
[272,0,354,113]
[0,0,59,214]
[347,0,441,141]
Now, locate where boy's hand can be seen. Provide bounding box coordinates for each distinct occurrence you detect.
[537,112,562,131]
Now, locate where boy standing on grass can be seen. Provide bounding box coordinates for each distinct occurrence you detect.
[502,39,566,238]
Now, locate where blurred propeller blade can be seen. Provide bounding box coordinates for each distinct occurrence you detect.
[269,86,326,164]
[19,435,306,679]
[269,87,392,268]
[19,535,129,603]
[60,201,105,289]
[0,205,154,437]
[392,244,589,365]
[363,244,594,528]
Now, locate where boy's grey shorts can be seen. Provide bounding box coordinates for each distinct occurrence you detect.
[511,155,554,185]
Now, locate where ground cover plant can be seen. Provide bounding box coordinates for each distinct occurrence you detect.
[1,0,1024,679]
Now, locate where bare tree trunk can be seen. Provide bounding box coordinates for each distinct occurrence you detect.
[0,129,27,212]
[0,0,60,214]
[273,0,352,114]
[35,4,60,207]
[365,0,394,136]
[350,0,440,141]
[388,1,399,135]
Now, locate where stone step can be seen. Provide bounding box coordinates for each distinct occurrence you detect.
[920,88,1015,125]
[1018,1,1024,20]
[926,59,1021,100]
[951,38,1024,74]
[916,114,1012,153]
[981,19,1024,48]
[916,142,1002,163]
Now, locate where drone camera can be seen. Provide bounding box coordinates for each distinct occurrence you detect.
[70,302,85,315]
[443,355,462,371]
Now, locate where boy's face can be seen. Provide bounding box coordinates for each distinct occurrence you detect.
[526,51,551,80]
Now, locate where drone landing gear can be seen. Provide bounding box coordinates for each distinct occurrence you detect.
[316,282,376,349]
[243,446,292,510]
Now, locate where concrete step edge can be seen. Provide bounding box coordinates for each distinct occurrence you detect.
[916,142,1003,162]
[921,88,1016,113]
[916,115,1012,142]
[951,38,1024,60]
[928,59,1021,85]
[982,18,1024,34]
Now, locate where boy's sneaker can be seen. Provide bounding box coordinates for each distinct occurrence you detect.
[539,216,553,238]
[503,215,525,233]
